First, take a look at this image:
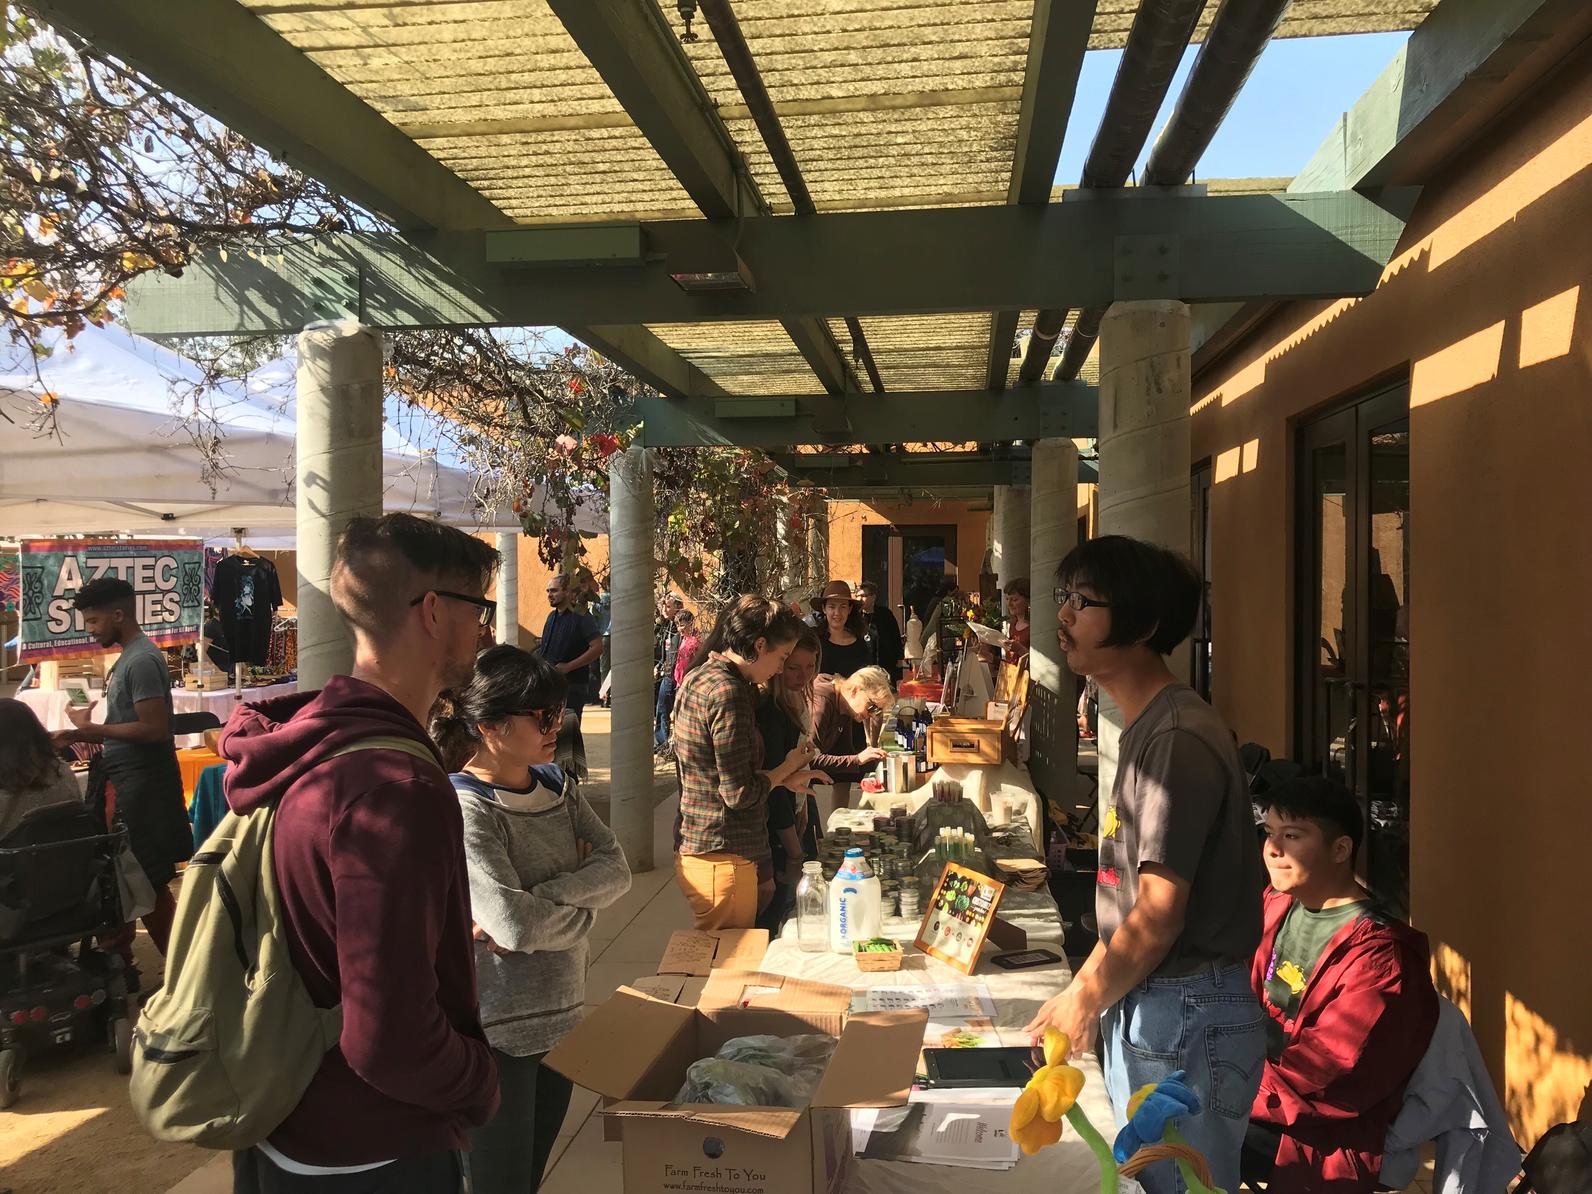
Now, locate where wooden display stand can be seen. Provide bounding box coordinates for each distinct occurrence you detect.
[913,862,1028,974]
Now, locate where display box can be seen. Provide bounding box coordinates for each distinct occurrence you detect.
[924,717,1004,765]
[547,972,927,1194]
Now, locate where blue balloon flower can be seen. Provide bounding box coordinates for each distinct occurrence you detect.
[1112,1070,1203,1163]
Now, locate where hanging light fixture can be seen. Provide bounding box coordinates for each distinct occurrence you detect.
[676,0,700,43]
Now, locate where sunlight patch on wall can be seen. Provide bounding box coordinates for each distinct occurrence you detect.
[1410,321,1505,408]
[1214,445,1242,484]
[1506,990,1592,1142]
[1519,285,1580,369]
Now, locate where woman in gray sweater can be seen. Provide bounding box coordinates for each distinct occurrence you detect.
[431,645,632,1194]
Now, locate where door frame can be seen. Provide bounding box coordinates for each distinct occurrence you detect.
[1293,377,1410,866]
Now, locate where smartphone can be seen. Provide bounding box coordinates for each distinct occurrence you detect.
[991,949,1065,971]
[63,681,92,708]
[921,1046,1037,1089]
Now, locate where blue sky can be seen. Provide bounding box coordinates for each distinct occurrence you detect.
[1054,31,1410,183]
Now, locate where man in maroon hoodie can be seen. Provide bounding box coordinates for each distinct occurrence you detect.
[1243,775,1439,1192]
[222,514,502,1193]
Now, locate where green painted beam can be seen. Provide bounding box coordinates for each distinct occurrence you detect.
[33,0,510,234]
[571,325,728,399]
[776,453,1033,491]
[548,0,860,396]
[635,384,1097,448]
[1293,0,1592,192]
[986,0,1098,390]
[1196,0,1592,375]
[124,190,1417,337]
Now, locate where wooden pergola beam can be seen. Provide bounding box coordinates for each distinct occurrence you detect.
[123,190,1418,339]
[985,0,1099,391]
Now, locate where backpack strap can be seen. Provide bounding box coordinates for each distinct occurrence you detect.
[325,735,442,769]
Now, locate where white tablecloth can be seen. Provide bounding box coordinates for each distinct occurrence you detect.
[763,899,1140,1194]
[19,681,297,747]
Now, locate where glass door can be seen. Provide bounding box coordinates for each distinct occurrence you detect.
[1297,384,1411,914]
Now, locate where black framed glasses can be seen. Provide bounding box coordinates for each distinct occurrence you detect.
[865,699,889,716]
[513,706,565,733]
[411,590,497,628]
[1053,587,1112,612]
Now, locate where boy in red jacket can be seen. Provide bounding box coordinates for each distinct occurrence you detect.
[1244,776,1439,1192]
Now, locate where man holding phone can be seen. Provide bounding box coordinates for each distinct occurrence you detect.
[53,577,191,986]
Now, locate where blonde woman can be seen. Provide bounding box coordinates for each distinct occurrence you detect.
[809,665,894,780]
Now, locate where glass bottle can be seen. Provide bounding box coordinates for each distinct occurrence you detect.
[795,862,828,953]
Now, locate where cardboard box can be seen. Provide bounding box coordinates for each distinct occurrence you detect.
[657,928,770,977]
[547,972,928,1194]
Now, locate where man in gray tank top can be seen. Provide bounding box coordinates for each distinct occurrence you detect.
[1024,536,1264,1194]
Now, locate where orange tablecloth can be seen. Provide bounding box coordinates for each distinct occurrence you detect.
[178,748,223,807]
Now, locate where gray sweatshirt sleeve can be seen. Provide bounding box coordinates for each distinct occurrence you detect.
[458,796,595,954]
[531,793,633,911]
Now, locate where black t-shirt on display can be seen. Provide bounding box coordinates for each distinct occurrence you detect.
[210,554,283,667]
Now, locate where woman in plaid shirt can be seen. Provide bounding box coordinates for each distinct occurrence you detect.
[673,596,830,929]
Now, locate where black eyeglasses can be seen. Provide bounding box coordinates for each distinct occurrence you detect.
[411,590,497,628]
[865,700,888,716]
[513,706,565,733]
[1054,587,1112,612]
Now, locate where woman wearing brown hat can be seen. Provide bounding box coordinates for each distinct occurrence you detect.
[811,580,876,679]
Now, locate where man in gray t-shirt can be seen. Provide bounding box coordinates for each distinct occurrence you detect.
[1023,536,1265,1194]
[1097,683,1262,970]
[55,577,192,978]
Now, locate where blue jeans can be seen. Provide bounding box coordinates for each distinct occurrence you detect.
[1099,962,1265,1194]
[654,675,677,747]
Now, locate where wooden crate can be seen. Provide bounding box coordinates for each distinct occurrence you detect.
[925,717,1003,765]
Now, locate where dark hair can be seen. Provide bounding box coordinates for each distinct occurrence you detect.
[684,595,804,676]
[428,645,568,773]
[0,698,60,791]
[332,513,499,641]
[1003,577,1030,599]
[1257,775,1364,860]
[675,609,695,626]
[73,576,136,613]
[857,581,878,597]
[1055,535,1200,655]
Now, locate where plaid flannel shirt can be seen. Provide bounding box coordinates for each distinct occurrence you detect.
[673,657,772,862]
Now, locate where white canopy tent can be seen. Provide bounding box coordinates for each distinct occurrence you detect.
[0,323,604,540]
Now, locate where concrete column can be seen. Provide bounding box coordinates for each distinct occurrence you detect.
[1027,440,1079,816]
[608,445,656,872]
[992,485,1032,590]
[494,532,519,647]
[296,321,383,689]
[1095,300,1193,806]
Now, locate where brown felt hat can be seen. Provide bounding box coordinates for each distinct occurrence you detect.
[810,580,860,615]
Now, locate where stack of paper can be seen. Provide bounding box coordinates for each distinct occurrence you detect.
[863,984,1001,1049]
[851,1089,1023,1170]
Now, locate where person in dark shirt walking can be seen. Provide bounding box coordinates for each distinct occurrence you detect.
[221,513,501,1192]
[857,582,903,681]
[534,573,602,781]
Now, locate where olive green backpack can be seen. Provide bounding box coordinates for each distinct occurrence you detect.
[129,736,441,1148]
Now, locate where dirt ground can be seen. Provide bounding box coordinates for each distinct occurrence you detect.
[0,913,204,1194]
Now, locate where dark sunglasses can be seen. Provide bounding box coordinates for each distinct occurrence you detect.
[1053,587,1112,612]
[410,589,497,628]
[513,706,565,733]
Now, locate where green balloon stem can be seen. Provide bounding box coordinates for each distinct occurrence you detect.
[1064,1104,1119,1194]
[1165,1126,1224,1194]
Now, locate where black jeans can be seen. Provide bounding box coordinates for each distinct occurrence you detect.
[469,1050,575,1194]
[232,1149,468,1193]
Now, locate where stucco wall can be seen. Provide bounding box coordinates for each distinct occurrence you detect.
[1191,56,1592,1142]
[823,499,991,592]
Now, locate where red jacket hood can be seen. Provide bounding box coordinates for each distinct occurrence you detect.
[220,675,442,814]
[1257,886,1432,972]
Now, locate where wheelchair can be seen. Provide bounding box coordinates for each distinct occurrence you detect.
[0,801,135,1108]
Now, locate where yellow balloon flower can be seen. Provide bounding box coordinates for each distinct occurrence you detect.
[1008,1030,1087,1155]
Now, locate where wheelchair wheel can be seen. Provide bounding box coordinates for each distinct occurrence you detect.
[0,1047,21,1108]
[111,1017,133,1075]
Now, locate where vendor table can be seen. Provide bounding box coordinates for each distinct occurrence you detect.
[18,681,296,748]
[762,900,1141,1194]
[177,747,224,806]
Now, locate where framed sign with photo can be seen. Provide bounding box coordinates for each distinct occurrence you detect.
[914,863,1009,975]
